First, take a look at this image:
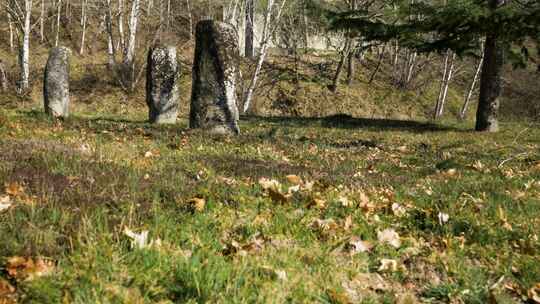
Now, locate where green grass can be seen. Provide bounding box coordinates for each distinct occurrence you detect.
[0,102,539,303]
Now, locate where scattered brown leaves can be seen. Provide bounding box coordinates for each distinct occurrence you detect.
[6,257,55,281]
[0,278,15,297]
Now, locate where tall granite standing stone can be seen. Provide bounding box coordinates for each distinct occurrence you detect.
[146,46,179,124]
[44,47,71,117]
[190,20,240,134]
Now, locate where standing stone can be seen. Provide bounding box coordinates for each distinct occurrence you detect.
[146,46,179,124]
[44,47,71,117]
[190,20,240,134]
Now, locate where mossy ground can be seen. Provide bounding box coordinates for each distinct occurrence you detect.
[0,99,539,303]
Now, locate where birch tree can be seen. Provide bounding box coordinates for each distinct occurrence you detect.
[80,0,89,54]
[242,0,287,113]
[5,0,33,92]
[459,42,485,120]
[433,51,456,119]
[244,0,254,58]
[123,0,140,67]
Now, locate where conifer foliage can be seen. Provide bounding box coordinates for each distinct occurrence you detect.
[326,0,540,131]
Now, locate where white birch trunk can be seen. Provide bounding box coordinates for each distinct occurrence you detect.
[55,0,62,47]
[80,0,88,54]
[105,0,116,68]
[242,0,287,113]
[186,0,192,41]
[434,51,456,118]
[118,0,125,50]
[8,12,14,51]
[40,0,45,42]
[19,0,33,91]
[124,0,140,65]
[459,44,485,119]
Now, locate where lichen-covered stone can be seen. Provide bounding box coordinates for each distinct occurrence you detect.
[44,47,71,117]
[190,20,240,134]
[146,46,180,124]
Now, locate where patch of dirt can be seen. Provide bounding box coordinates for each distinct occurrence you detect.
[10,165,71,197]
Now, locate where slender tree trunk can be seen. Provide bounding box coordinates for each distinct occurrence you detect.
[475,0,505,132]
[18,0,33,92]
[459,45,485,120]
[80,0,88,54]
[8,12,14,51]
[105,0,116,69]
[118,0,125,50]
[186,0,193,41]
[243,0,287,113]
[166,0,171,30]
[40,0,45,42]
[368,45,385,84]
[124,0,140,66]
[331,39,351,92]
[434,51,450,118]
[346,51,355,86]
[245,0,255,58]
[405,51,417,83]
[437,53,456,117]
[55,0,62,47]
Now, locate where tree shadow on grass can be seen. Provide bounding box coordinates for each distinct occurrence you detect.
[241,114,467,133]
[20,109,190,136]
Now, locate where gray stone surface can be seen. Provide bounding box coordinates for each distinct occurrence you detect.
[190,20,240,134]
[44,47,71,117]
[146,46,179,124]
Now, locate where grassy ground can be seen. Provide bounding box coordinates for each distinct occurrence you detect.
[0,101,539,303]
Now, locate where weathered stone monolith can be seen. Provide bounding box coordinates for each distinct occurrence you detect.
[146,46,179,124]
[44,47,71,117]
[190,20,240,134]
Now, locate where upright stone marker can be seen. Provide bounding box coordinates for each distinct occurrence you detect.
[44,47,71,117]
[146,46,179,124]
[190,20,240,134]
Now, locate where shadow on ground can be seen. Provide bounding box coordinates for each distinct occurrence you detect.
[242,114,466,133]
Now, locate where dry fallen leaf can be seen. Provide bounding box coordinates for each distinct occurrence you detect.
[258,178,281,190]
[0,278,15,297]
[377,228,401,248]
[378,259,398,272]
[338,196,353,207]
[259,266,288,281]
[188,198,206,211]
[310,197,327,209]
[311,218,338,231]
[0,196,12,212]
[348,236,373,254]
[123,228,149,249]
[472,160,485,171]
[4,183,24,197]
[343,215,353,230]
[286,175,303,185]
[529,283,540,303]
[437,212,450,225]
[6,256,55,281]
[391,203,407,217]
